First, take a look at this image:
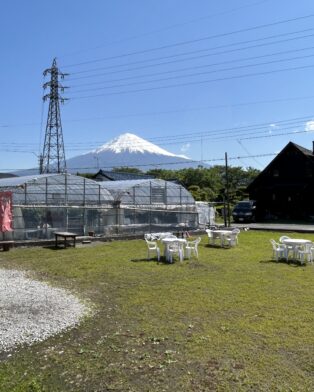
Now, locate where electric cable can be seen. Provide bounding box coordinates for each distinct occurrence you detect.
[58,0,271,59]
[70,45,314,89]
[68,29,314,79]
[62,13,314,68]
[70,52,314,93]
[68,63,314,99]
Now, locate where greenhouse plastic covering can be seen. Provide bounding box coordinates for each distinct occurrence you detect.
[100,179,195,205]
[0,174,113,206]
[0,174,198,241]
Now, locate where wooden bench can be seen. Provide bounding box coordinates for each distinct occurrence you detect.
[0,241,14,251]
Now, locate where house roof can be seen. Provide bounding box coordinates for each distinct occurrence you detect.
[0,173,16,179]
[290,142,314,156]
[94,169,155,181]
[247,141,314,192]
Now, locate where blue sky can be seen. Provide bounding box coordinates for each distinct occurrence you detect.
[2,0,314,172]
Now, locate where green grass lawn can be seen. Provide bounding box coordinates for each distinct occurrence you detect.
[0,230,314,391]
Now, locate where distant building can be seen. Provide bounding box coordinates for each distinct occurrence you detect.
[93,169,155,182]
[247,141,314,220]
[0,173,16,179]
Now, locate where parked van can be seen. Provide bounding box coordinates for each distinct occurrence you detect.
[232,200,256,223]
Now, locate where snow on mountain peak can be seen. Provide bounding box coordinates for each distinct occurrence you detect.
[93,133,188,158]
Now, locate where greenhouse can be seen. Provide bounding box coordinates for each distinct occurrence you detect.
[99,179,198,235]
[0,174,197,241]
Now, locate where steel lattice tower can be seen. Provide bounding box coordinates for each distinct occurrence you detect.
[41,58,68,174]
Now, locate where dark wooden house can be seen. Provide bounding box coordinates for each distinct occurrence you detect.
[247,141,314,220]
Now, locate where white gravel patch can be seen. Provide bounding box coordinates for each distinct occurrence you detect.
[0,269,89,352]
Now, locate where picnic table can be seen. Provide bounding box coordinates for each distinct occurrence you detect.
[212,230,233,247]
[161,237,187,262]
[54,232,78,248]
[282,238,312,259]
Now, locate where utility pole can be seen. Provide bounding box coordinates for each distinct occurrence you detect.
[225,152,231,227]
[41,58,68,174]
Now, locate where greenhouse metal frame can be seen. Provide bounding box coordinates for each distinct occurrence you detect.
[0,174,198,241]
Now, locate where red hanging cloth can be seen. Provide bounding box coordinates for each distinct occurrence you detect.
[0,192,13,232]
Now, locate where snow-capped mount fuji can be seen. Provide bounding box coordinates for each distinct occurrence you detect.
[66,132,199,173]
[93,133,186,157]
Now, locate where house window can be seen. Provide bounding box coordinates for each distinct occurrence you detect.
[151,187,166,203]
[273,169,279,177]
[272,193,276,201]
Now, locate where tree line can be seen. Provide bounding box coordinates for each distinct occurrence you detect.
[110,165,260,204]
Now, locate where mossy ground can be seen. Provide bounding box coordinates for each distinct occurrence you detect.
[0,231,313,391]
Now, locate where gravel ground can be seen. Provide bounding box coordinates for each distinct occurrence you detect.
[0,269,89,352]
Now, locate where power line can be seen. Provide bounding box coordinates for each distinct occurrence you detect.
[62,13,314,68]
[68,28,314,79]
[61,94,314,123]
[69,52,314,93]
[2,119,313,153]
[148,114,314,142]
[68,63,314,100]
[63,125,314,150]
[237,140,264,168]
[2,114,313,148]
[0,152,278,172]
[3,94,314,129]
[70,45,314,89]
[58,0,270,59]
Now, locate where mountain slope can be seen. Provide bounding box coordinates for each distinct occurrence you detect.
[13,133,203,176]
[66,133,199,172]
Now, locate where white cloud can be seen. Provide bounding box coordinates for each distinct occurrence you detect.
[268,123,277,134]
[305,120,314,132]
[180,143,190,153]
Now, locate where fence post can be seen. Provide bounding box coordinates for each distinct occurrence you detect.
[45,177,48,205]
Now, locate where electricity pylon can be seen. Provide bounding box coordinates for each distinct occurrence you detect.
[41,58,68,173]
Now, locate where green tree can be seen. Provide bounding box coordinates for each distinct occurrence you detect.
[112,167,143,173]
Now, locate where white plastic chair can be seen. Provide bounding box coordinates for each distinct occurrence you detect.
[185,237,201,259]
[145,239,160,261]
[224,228,240,246]
[296,242,313,265]
[205,229,216,245]
[225,232,238,247]
[270,239,288,261]
[279,235,294,258]
[232,228,240,243]
[279,235,290,243]
[167,240,184,263]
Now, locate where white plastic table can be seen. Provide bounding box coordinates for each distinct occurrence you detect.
[161,237,187,262]
[212,230,233,247]
[145,232,173,241]
[282,238,312,259]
